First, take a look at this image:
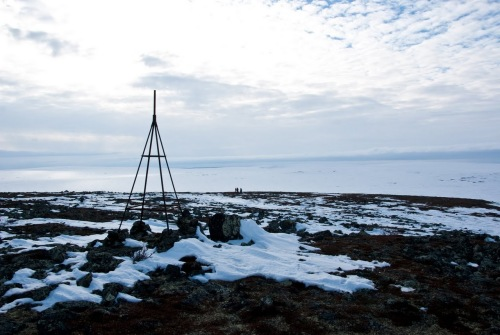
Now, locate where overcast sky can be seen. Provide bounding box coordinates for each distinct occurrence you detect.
[1,0,499,165]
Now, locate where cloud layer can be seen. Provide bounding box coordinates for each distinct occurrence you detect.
[0,0,499,162]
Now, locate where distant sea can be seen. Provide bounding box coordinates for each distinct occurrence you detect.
[0,156,499,203]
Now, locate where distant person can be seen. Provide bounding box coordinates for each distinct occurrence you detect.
[239,188,243,193]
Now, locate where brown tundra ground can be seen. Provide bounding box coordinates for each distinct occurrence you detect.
[0,191,499,334]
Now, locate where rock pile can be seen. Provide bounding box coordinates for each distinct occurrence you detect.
[176,209,199,236]
[129,221,152,239]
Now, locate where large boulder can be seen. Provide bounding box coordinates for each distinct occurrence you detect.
[208,213,241,242]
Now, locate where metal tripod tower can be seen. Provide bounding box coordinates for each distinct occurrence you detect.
[119,90,182,231]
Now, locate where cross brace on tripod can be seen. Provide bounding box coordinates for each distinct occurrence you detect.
[119,90,182,232]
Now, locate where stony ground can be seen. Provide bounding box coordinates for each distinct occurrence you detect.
[0,192,499,334]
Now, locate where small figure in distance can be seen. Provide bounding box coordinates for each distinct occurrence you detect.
[239,188,243,194]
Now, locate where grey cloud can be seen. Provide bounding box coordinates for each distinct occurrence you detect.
[7,26,77,56]
[16,0,54,22]
[135,73,282,112]
[0,75,18,87]
[134,73,393,125]
[141,55,167,67]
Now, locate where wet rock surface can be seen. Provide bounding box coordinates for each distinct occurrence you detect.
[0,192,499,334]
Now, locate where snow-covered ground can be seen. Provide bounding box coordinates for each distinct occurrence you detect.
[1,190,499,314]
[1,157,499,314]
[0,159,499,202]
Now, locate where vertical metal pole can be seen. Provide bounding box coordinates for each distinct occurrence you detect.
[154,126,169,231]
[139,91,156,221]
[119,123,153,230]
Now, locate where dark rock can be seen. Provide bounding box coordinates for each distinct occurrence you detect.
[32,269,48,280]
[101,283,124,306]
[48,246,66,263]
[52,301,98,312]
[241,240,254,246]
[179,256,212,276]
[180,256,203,276]
[130,279,157,297]
[30,286,53,301]
[80,251,122,273]
[4,285,53,303]
[266,219,297,234]
[310,230,333,241]
[296,229,309,238]
[103,229,129,247]
[130,220,152,239]
[208,213,241,242]
[164,264,182,279]
[76,272,93,288]
[154,229,179,253]
[176,209,199,236]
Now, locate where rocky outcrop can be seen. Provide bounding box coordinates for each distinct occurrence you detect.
[208,213,241,242]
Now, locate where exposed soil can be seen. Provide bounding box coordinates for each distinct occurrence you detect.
[0,192,499,334]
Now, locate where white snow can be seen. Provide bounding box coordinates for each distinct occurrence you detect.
[0,159,499,202]
[4,268,46,297]
[153,221,389,292]
[0,218,390,313]
[0,158,499,314]
[32,285,101,312]
[391,284,416,293]
[116,292,142,303]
